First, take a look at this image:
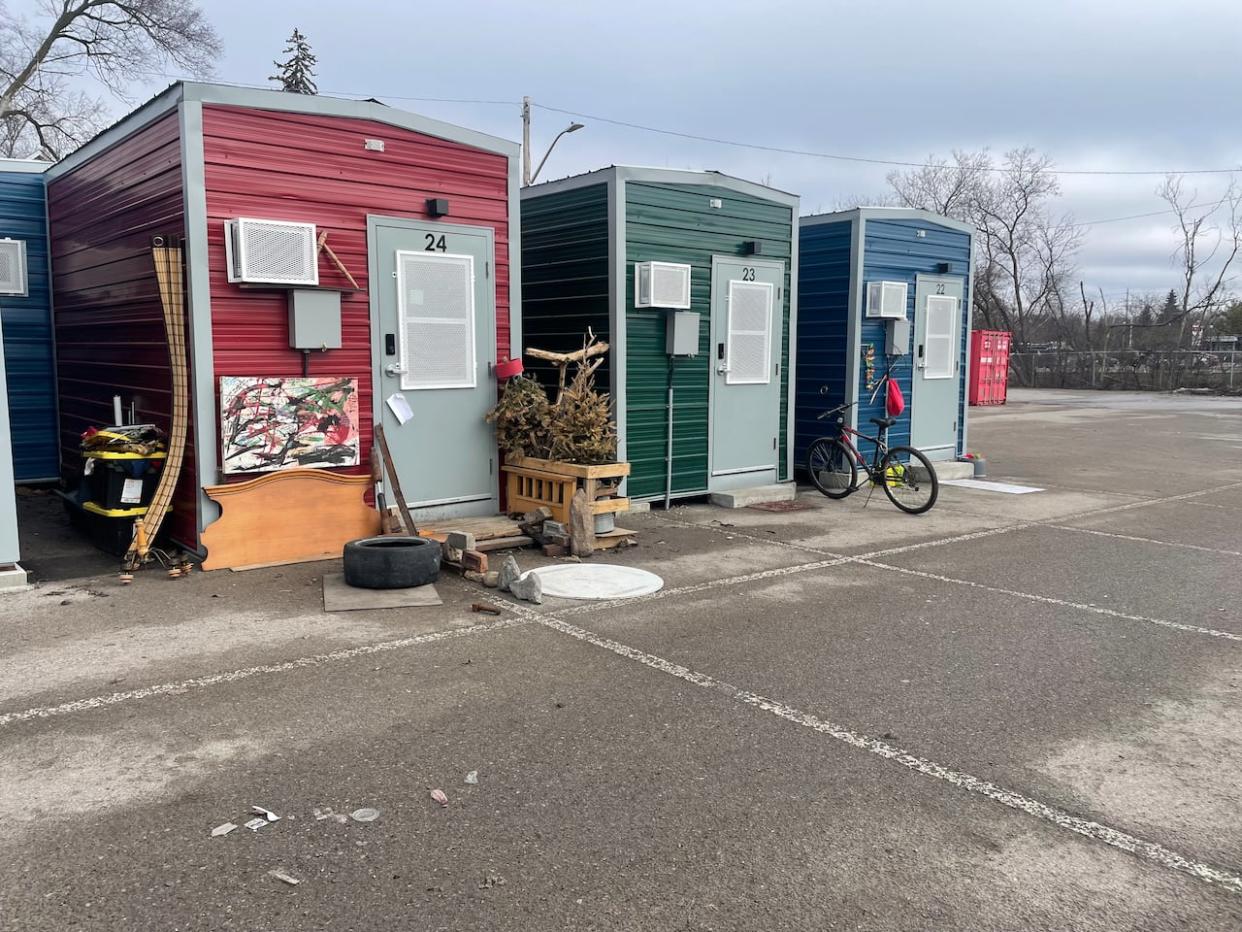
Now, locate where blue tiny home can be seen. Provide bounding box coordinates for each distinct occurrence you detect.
[795,208,974,467]
[0,158,57,483]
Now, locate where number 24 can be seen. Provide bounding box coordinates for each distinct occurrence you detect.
[424,233,446,252]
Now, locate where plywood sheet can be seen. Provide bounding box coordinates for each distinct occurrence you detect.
[202,469,380,571]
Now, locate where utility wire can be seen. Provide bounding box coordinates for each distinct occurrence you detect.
[530,102,1241,178]
[129,72,1240,179]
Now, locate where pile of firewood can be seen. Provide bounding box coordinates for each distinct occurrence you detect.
[487,332,617,465]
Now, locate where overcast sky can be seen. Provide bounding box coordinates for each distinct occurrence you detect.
[123,0,1242,303]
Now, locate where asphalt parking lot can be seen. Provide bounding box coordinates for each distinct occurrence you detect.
[2,387,1241,931]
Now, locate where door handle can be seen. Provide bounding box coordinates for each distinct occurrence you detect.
[385,363,406,376]
[717,363,729,374]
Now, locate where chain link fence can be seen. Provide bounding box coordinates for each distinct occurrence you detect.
[1009,350,1242,393]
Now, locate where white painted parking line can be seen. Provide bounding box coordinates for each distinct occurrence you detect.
[1049,524,1242,558]
[860,523,1034,560]
[0,616,525,728]
[528,609,1242,897]
[0,556,851,729]
[853,559,1242,643]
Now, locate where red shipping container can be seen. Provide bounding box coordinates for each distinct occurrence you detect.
[969,330,1011,406]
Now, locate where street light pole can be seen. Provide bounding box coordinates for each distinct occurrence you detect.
[521,96,584,186]
[522,96,533,187]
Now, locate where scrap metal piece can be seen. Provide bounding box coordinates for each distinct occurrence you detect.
[251,805,281,822]
[244,817,268,832]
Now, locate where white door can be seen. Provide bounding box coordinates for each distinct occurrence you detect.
[911,276,964,460]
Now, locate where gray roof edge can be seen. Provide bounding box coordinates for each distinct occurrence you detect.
[0,158,52,174]
[525,165,799,208]
[45,83,185,181]
[616,165,800,207]
[46,81,519,182]
[802,206,975,235]
[180,83,519,157]
[521,167,615,199]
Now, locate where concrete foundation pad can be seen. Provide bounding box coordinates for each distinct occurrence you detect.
[624,500,651,514]
[709,484,797,509]
[914,460,975,481]
[0,565,30,592]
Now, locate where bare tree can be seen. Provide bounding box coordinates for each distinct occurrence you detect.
[0,0,219,158]
[887,148,1081,359]
[1158,175,1242,348]
[887,149,991,218]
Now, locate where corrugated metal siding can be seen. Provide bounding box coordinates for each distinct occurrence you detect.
[794,218,852,467]
[46,113,197,544]
[202,105,513,486]
[0,170,57,481]
[858,218,971,453]
[520,183,610,392]
[624,181,793,498]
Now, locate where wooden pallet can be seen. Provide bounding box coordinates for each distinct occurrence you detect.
[413,514,532,551]
[502,456,631,526]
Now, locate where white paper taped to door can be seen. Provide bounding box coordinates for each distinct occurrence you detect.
[386,393,414,425]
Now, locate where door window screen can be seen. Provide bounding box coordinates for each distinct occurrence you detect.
[725,280,774,385]
[396,251,476,390]
[924,295,957,380]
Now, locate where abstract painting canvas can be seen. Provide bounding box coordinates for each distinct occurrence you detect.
[220,376,360,474]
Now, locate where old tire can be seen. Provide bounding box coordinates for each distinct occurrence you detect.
[343,536,441,589]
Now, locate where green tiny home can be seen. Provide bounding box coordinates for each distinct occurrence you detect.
[521,167,798,503]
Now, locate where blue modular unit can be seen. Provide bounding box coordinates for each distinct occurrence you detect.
[0,159,57,483]
[795,208,975,467]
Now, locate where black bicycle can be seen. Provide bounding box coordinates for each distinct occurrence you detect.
[805,388,939,515]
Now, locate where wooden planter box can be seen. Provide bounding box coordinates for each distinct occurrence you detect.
[503,455,630,525]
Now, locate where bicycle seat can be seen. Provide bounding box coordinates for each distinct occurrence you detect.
[870,416,897,429]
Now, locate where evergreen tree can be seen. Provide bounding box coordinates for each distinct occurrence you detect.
[270,28,318,95]
[1218,301,1242,336]
[1158,289,1180,323]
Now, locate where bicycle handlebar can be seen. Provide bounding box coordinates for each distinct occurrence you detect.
[817,401,854,421]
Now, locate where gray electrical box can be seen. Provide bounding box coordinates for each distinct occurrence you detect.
[666,310,700,356]
[886,317,911,356]
[288,289,342,350]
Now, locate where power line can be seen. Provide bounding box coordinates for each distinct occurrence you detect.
[129,72,1240,179]
[530,102,1241,178]
[1069,199,1230,228]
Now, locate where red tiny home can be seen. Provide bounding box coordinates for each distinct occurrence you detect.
[968,330,1011,406]
[46,83,521,557]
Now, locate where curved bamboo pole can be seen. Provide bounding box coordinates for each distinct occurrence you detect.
[124,238,190,570]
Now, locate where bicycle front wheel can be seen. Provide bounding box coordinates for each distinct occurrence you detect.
[806,438,857,499]
[879,446,939,515]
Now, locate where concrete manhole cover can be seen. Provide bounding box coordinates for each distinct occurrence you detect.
[523,564,664,600]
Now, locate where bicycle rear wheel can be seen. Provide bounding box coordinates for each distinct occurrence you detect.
[879,446,939,515]
[806,438,857,499]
